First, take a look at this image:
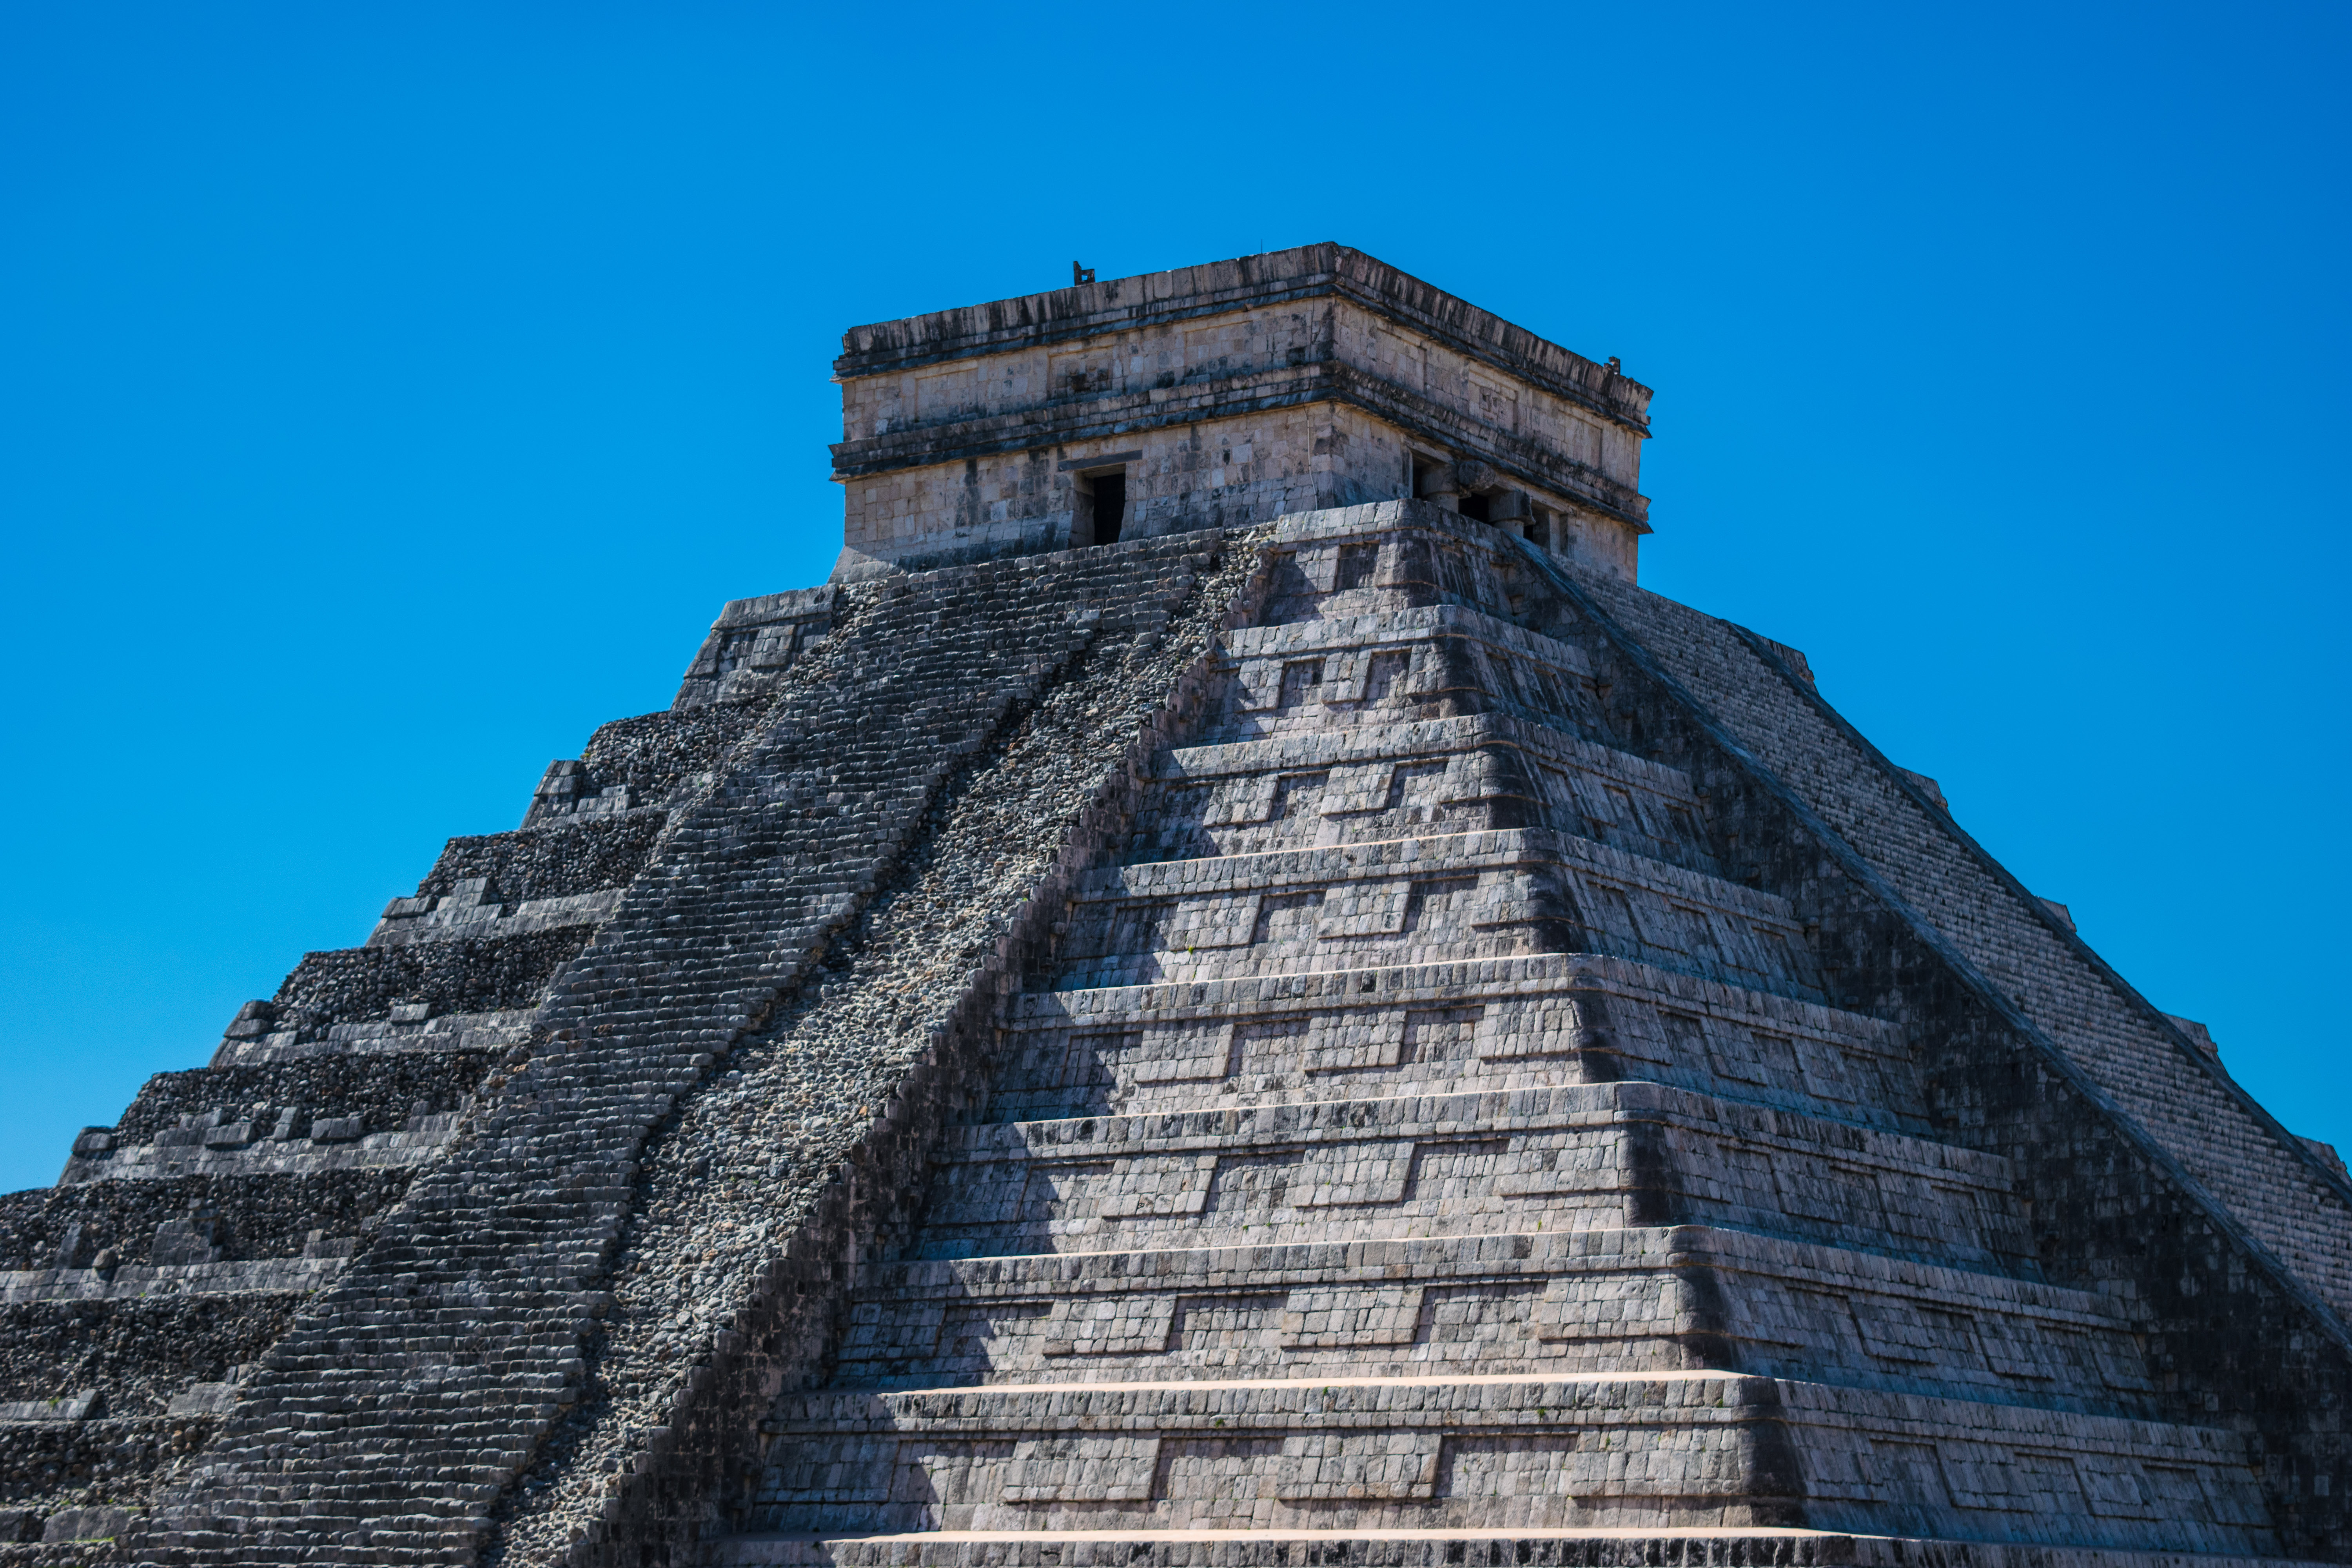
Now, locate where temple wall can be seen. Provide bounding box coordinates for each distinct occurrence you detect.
[839,402,1638,582]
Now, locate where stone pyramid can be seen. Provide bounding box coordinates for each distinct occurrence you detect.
[4,247,2350,1568]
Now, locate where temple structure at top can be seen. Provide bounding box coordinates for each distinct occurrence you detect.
[827,243,1653,582]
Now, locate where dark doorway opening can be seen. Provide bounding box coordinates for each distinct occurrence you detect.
[1456,491,1491,523]
[1092,472,1127,544]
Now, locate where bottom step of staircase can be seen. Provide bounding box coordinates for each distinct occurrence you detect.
[707,1533,2322,1568]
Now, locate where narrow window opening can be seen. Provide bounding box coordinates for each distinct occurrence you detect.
[1408,452,1445,501]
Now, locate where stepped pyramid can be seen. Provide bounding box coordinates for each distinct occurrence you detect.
[4,245,2350,1568]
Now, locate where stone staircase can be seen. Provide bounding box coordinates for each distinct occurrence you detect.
[715,509,2288,1563]
[115,534,1240,1565]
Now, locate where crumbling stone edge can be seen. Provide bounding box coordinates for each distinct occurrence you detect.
[1517,535,2352,1551]
[1726,620,2352,1220]
[1520,536,2352,1361]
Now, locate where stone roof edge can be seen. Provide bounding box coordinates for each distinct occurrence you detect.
[830,242,1655,436]
[1723,617,2352,1236]
[710,585,838,632]
[1514,536,2352,1359]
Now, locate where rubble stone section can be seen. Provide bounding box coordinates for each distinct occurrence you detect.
[525,703,773,830]
[417,817,670,909]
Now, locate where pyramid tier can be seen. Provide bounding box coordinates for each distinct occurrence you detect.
[748,1371,2269,1552]
[1049,830,1819,1000]
[1206,605,1611,744]
[908,1082,2028,1268]
[992,953,1922,1131]
[834,1225,2149,1413]
[710,1533,2316,1568]
[1132,711,1720,876]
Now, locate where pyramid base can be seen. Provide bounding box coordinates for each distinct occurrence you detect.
[708,1532,2323,1568]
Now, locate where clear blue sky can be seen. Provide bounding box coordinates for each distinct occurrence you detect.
[1,2,2343,1195]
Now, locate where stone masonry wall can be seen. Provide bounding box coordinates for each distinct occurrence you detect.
[836,293,1642,516]
[0,1171,414,1270]
[419,818,668,906]
[671,588,838,713]
[838,401,1638,585]
[105,1054,494,1148]
[1514,539,2352,1556]
[829,247,1651,582]
[1555,559,2352,1321]
[837,405,1376,572]
[132,529,1266,1566]
[0,1419,218,1556]
[525,705,771,829]
[833,247,1650,505]
[0,1294,299,1410]
[270,929,596,1040]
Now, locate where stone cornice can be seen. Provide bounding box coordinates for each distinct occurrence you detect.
[1334,365,1653,532]
[826,361,1651,529]
[833,243,1653,437]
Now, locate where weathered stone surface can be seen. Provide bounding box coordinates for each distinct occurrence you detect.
[418,817,670,907]
[690,506,2337,1563]
[828,246,1652,583]
[0,251,2340,1566]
